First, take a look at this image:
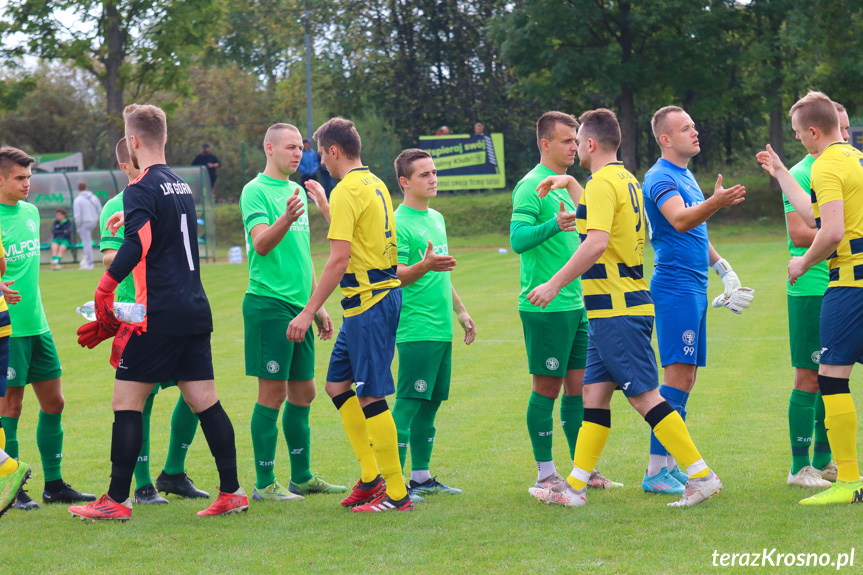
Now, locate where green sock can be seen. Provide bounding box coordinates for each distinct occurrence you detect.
[134,394,155,488]
[391,397,423,474]
[812,391,833,469]
[0,417,18,459]
[526,392,555,463]
[410,400,440,473]
[789,389,816,474]
[52,256,60,264]
[36,411,63,482]
[283,402,313,485]
[560,394,584,460]
[251,402,280,489]
[163,395,199,475]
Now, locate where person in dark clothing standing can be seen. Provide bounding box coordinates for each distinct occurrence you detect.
[51,209,72,270]
[192,144,220,192]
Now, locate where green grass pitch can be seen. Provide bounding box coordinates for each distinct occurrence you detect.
[7,226,863,574]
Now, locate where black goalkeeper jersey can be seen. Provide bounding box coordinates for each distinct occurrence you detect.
[108,164,213,335]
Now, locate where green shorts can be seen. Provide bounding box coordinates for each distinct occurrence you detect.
[788,294,823,370]
[148,380,178,396]
[519,308,588,376]
[396,341,452,401]
[51,238,70,248]
[8,332,62,386]
[243,293,314,381]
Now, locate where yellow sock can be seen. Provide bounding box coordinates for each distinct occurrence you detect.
[366,408,407,501]
[337,395,380,482]
[568,413,610,490]
[822,393,860,482]
[0,456,17,477]
[0,426,5,450]
[651,407,709,479]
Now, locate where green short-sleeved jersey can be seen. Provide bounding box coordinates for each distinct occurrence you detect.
[395,204,453,343]
[511,164,583,312]
[100,192,136,304]
[240,173,312,307]
[784,155,829,297]
[0,201,49,337]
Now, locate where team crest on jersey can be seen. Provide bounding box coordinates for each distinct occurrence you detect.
[414,379,428,393]
[26,219,36,233]
[546,357,559,370]
[266,360,280,374]
[811,350,821,364]
[6,367,15,380]
[682,330,696,345]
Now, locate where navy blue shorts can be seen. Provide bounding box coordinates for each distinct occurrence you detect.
[116,331,214,383]
[652,285,707,367]
[0,335,8,397]
[327,288,401,398]
[820,287,863,366]
[584,315,659,397]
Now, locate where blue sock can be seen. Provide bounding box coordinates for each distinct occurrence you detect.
[649,385,690,456]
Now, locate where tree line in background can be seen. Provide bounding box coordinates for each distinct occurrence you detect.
[1,0,862,203]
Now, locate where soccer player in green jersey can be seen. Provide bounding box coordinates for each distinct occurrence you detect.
[511,111,620,497]
[0,146,95,510]
[757,102,850,488]
[287,117,408,512]
[240,123,344,501]
[390,149,476,501]
[100,138,208,504]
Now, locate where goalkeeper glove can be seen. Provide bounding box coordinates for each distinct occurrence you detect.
[77,273,121,349]
[712,287,755,314]
[711,258,741,297]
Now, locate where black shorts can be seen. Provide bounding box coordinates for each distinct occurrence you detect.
[116,331,214,383]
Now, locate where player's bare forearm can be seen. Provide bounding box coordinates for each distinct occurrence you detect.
[707,243,721,267]
[551,230,609,289]
[776,169,816,228]
[786,210,817,248]
[451,284,466,315]
[301,240,350,319]
[0,256,6,277]
[396,261,429,287]
[250,219,292,256]
[801,201,844,270]
[102,249,117,271]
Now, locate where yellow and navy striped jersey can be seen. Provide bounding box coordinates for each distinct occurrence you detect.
[811,142,863,288]
[0,225,11,338]
[575,161,653,319]
[327,167,400,316]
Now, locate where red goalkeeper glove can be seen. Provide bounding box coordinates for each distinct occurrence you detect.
[110,322,142,368]
[76,273,121,349]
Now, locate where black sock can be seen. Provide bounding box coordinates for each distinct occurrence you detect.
[197,401,239,494]
[108,410,143,503]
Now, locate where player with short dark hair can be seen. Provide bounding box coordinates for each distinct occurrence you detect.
[0,146,95,511]
[640,105,750,494]
[390,148,476,500]
[70,104,246,521]
[241,122,344,501]
[758,91,863,505]
[527,108,721,508]
[287,117,409,512]
[99,137,208,505]
[513,112,620,502]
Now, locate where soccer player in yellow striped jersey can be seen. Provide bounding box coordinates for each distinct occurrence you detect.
[527,109,721,508]
[287,117,410,512]
[771,91,863,506]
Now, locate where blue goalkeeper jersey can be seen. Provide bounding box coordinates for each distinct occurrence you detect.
[642,158,709,292]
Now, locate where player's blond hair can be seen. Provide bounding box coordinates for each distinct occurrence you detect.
[264,123,300,148]
[788,91,838,134]
[651,106,685,145]
[0,146,34,177]
[578,108,621,152]
[314,117,361,160]
[123,104,167,148]
[536,111,579,151]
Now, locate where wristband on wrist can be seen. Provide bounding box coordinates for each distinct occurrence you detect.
[711,258,733,278]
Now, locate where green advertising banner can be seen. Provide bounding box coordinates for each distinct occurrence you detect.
[419,133,505,190]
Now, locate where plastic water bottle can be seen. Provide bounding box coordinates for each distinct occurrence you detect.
[228,246,243,264]
[76,301,146,323]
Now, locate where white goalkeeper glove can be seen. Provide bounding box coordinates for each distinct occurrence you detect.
[712,287,754,314]
[711,258,754,313]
